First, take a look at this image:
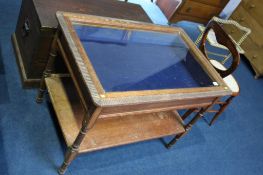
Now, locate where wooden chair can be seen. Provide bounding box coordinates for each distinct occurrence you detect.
[165,20,241,148]
[198,20,240,126]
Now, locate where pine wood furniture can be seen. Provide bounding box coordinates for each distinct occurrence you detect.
[156,0,229,24]
[222,0,263,78]
[36,12,231,174]
[11,0,151,88]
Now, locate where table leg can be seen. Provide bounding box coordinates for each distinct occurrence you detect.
[166,98,219,148]
[209,96,234,126]
[58,123,87,175]
[58,107,102,175]
[36,33,58,103]
[166,108,204,148]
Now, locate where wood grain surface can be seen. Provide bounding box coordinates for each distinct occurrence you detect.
[45,76,185,153]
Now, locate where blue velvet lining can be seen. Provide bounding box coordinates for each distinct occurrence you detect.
[74,25,215,92]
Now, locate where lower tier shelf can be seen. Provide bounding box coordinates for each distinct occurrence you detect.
[45,75,185,153]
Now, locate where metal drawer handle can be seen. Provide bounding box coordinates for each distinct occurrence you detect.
[22,18,30,37]
[249,4,255,9]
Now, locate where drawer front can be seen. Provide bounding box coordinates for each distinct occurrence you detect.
[225,0,263,77]
[228,3,263,77]
[245,48,263,77]
[178,0,222,20]
[242,0,263,27]
[192,0,229,7]
[222,25,243,43]
[170,13,208,24]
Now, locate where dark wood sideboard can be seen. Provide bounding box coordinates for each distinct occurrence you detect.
[11,0,151,88]
[157,0,229,24]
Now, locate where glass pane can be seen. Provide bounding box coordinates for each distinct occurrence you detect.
[74,25,216,92]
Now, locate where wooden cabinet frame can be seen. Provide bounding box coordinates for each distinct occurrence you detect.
[36,12,231,174]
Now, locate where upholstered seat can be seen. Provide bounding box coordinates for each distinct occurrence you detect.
[210,59,239,94]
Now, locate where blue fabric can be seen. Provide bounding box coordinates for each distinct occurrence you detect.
[75,25,214,92]
[1,1,263,175]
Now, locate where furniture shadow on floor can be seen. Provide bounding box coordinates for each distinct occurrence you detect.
[0,44,10,104]
[0,44,4,74]
[202,111,227,125]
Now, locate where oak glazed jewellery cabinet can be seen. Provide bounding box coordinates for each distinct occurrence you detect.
[36,12,231,174]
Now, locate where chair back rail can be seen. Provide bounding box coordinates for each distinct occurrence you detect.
[199,21,240,78]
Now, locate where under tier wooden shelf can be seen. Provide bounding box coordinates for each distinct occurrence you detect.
[45,76,185,153]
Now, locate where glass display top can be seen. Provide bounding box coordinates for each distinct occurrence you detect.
[73,24,216,93]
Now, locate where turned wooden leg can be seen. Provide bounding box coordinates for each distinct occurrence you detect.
[36,76,47,103]
[35,53,56,103]
[36,33,58,103]
[58,108,102,175]
[209,96,235,126]
[166,108,205,149]
[58,121,89,175]
[166,125,191,149]
[166,98,219,148]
